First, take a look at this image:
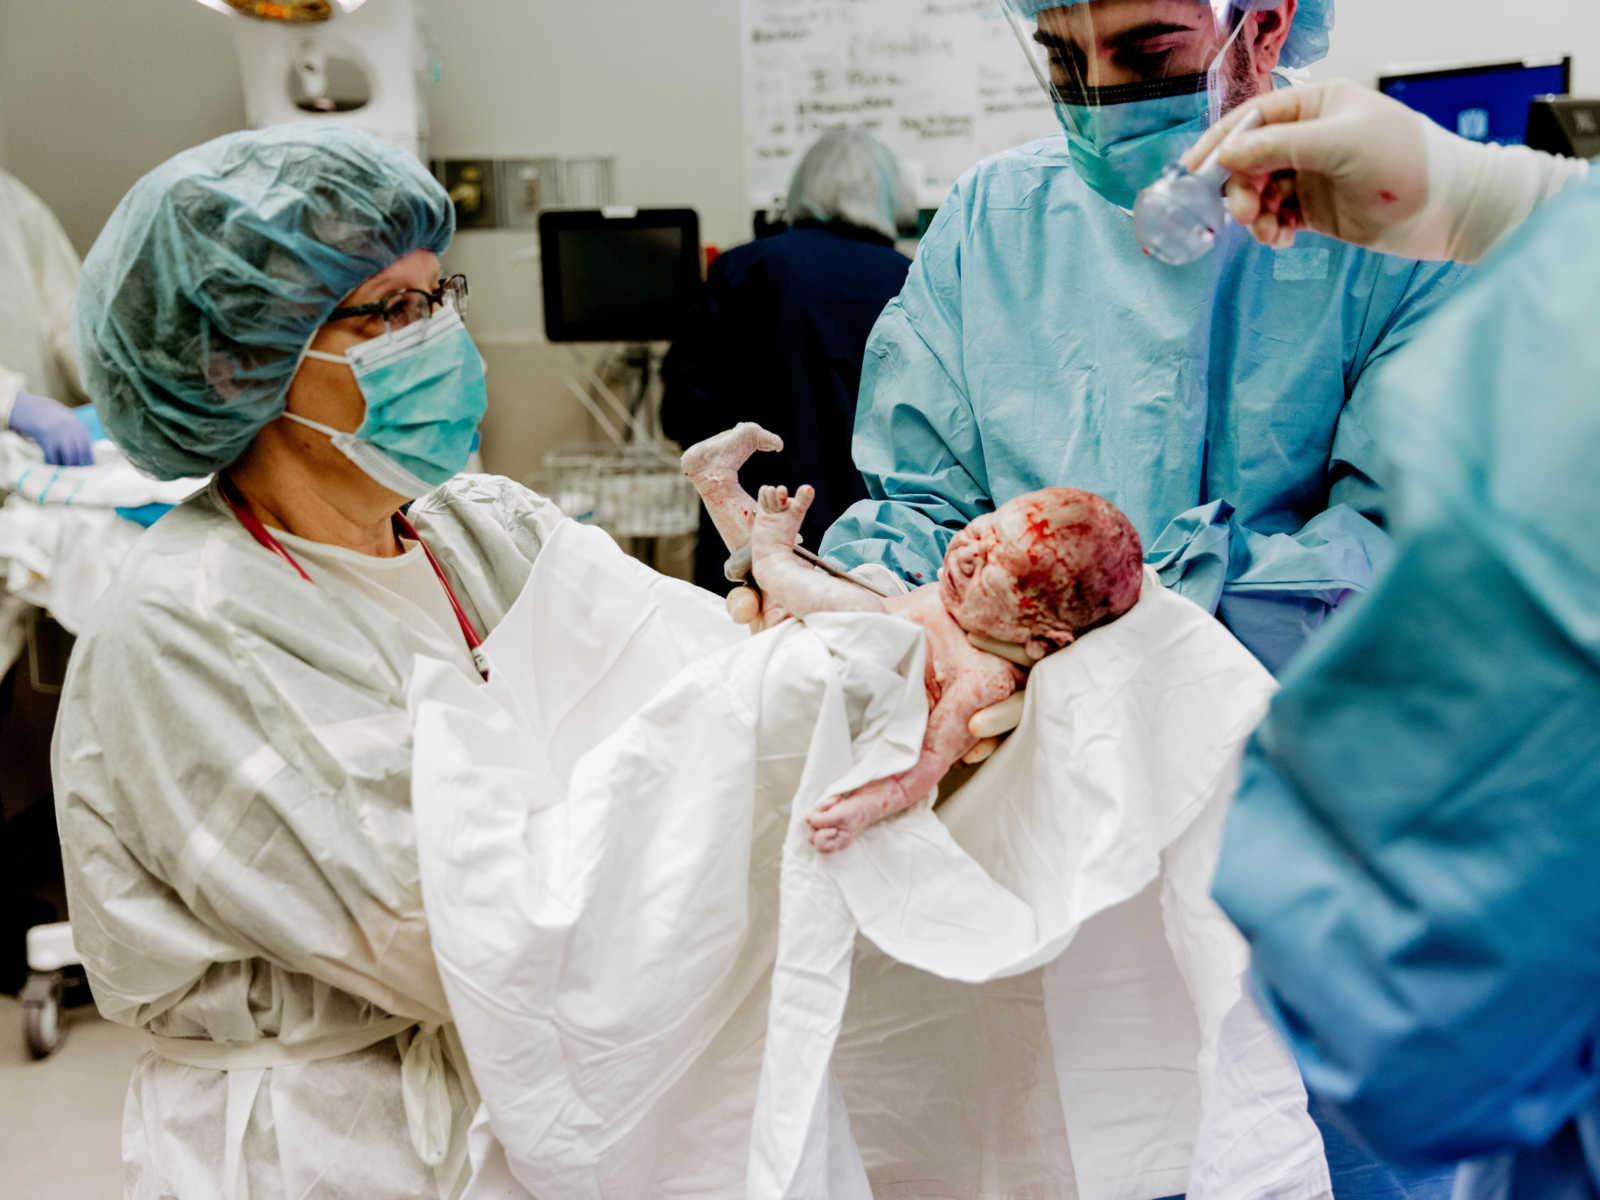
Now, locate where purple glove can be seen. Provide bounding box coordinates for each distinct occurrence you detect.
[8,391,94,467]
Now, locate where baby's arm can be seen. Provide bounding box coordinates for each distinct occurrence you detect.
[750,484,886,617]
[680,422,783,553]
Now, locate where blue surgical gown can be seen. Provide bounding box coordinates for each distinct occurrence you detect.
[1214,172,1600,1199]
[661,223,911,593]
[820,134,1472,673]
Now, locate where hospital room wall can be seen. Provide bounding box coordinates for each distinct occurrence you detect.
[0,0,752,491]
[414,0,747,488]
[1,0,1598,482]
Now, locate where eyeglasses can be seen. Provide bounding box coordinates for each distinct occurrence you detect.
[328,274,470,332]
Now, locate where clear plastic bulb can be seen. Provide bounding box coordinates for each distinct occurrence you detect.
[1133,164,1227,266]
[1134,108,1264,267]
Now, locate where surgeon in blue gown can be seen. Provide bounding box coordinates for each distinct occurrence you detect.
[1184,80,1600,1200]
[808,2,1469,1196]
[662,129,912,593]
[817,0,1473,679]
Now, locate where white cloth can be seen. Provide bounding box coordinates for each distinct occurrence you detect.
[0,429,205,506]
[0,503,134,633]
[0,589,28,679]
[0,168,84,423]
[0,430,207,633]
[410,527,1330,1199]
[53,474,561,1200]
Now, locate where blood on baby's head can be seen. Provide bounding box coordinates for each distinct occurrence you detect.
[988,487,1143,637]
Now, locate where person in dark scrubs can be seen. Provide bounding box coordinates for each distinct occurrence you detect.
[662,129,913,593]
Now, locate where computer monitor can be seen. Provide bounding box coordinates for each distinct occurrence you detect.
[539,208,701,342]
[1527,96,1600,159]
[1378,57,1572,145]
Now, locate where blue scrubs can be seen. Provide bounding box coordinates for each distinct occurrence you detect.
[819,132,1472,1195]
[1214,175,1600,1198]
[820,134,1471,674]
[661,223,910,593]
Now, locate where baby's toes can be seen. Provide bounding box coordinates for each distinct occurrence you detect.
[807,799,853,831]
[810,827,853,854]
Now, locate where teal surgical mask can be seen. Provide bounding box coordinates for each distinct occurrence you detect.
[292,306,488,498]
[1059,77,1213,212]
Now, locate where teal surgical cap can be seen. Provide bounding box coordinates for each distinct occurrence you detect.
[786,129,914,242]
[1013,0,1333,70]
[75,123,454,480]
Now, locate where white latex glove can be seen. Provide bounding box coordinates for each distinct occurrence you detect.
[960,633,1036,764]
[726,585,789,630]
[1183,79,1590,264]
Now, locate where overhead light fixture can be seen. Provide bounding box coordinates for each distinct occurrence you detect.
[192,0,337,23]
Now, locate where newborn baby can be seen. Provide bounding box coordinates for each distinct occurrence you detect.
[683,423,1143,852]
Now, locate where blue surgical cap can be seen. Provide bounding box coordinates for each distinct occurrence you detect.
[785,129,914,242]
[1013,0,1333,70]
[75,123,454,480]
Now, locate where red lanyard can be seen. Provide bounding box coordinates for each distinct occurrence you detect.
[219,476,489,680]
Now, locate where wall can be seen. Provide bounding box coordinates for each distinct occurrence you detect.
[0,0,246,253]
[1,0,1598,480]
[415,0,744,487]
[5,0,1598,256]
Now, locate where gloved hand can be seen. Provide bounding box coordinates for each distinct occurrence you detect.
[1181,79,1589,264]
[961,633,1034,764]
[726,585,789,630]
[8,391,94,466]
[1182,81,1439,254]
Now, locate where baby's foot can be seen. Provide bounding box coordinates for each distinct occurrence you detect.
[806,773,919,853]
[753,483,813,552]
[680,422,782,486]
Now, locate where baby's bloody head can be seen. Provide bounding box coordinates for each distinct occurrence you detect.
[939,487,1143,659]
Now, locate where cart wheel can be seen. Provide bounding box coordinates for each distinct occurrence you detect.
[21,972,65,1060]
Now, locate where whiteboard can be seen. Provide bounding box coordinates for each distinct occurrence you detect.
[741,0,1059,208]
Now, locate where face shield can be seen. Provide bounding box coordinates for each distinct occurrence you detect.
[1002,0,1283,209]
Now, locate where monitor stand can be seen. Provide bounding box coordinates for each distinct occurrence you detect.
[618,342,661,444]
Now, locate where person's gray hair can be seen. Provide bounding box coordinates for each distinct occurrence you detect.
[785,129,915,241]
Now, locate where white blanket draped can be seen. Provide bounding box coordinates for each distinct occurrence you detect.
[408,519,1330,1200]
[0,431,205,632]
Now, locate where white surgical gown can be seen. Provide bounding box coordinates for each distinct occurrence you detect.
[52,473,567,1199]
[0,168,83,421]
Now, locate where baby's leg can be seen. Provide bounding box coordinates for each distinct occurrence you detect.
[752,485,885,618]
[808,670,1014,852]
[680,423,783,552]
